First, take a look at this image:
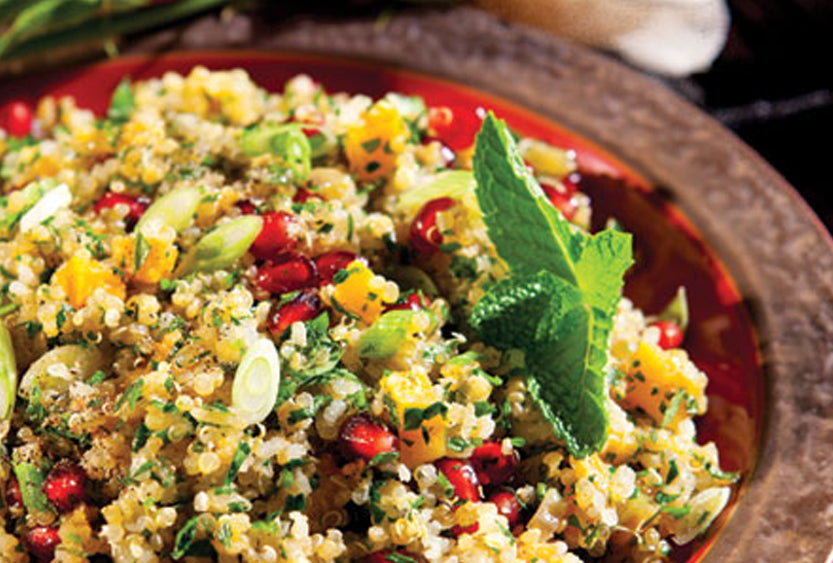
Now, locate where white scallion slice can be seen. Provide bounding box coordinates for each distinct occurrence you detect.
[19,183,71,233]
[232,338,280,426]
[136,186,202,235]
[671,486,731,545]
[182,215,263,274]
[0,323,17,420]
[18,345,105,399]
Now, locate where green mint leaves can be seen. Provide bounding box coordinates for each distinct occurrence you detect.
[470,112,633,457]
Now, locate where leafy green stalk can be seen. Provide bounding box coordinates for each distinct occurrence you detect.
[1,0,230,61]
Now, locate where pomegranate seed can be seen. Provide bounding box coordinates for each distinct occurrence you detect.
[338,414,399,462]
[365,550,424,563]
[470,442,519,486]
[315,251,361,285]
[293,188,320,203]
[541,182,578,221]
[451,521,480,537]
[250,212,299,260]
[1,100,33,138]
[24,526,61,561]
[561,172,581,195]
[652,320,684,350]
[436,458,481,502]
[410,197,456,254]
[236,200,258,215]
[488,490,522,527]
[385,292,426,312]
[6,477,22,510]
[94,192,148,231]
[256,255,318,295]
[426,105,485,151]
[43,462,87,514]
[268,290,320,336]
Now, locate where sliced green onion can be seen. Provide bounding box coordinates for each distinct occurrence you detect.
[241,123,311,182]
[657,286,689,331]
[671,487,731,545]
[0,178,59,237]
[232,338,281,426]
[18,345,105,399]
[12,461,52,514]
[396,170,474,217]
[308,128,337,160]
[0,323,17,419]
[136,186,202,236]
[19,182,71,233]
[358,309,437,359]
[182,215,262,274]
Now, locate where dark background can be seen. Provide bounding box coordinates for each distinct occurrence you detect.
[677,0,833,230]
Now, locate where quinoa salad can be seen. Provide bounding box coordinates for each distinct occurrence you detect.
[0,68,739,563]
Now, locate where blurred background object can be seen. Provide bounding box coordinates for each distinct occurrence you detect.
[0,0,830,229]
[475,0,731,77]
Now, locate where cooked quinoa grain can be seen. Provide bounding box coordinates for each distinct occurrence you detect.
[0,68,738,562]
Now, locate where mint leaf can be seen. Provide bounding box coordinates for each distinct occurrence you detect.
[470,112,633,457]
[473,113,582,282]
[470,271,608,456]
[108,77,135,124]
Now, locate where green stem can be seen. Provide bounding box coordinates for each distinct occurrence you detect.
[2,0,231,61]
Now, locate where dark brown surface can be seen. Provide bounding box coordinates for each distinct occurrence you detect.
[21,5,833,562]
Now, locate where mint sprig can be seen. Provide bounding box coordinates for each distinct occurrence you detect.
[470,113,632,457]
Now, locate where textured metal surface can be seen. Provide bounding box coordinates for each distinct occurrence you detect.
[121,7,833,563]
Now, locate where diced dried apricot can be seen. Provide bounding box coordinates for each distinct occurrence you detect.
[380,370,447,468]
[111,233,178,284]
[344,101,408,182]
[621,341,707,427]
[52,253,125,308]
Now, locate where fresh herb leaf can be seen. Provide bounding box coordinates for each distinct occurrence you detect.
[134,231,150,272]
[470,113,633,457]
[12,461,52,514]
[224,442,251,486]
[108,77,135,124]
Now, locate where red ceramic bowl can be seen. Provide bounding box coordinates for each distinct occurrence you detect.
[0,8,829,562]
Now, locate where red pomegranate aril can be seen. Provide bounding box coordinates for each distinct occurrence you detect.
[488,490,522,527]
[338,414,399,462]
[365,550,424,563]
[236,200,258,215]
[256,255,317,295]
[652,320,684,350]
[541,183,578,221]
[43,462,87,514]
[293,188,319,203]
[410,197,456,254]
[561,172,581,195]
[315,251,360,285]
[7,477,22,510]
[268,291,321,336]
[1,100,33,137]
[451,522,479,537]
[25,526,61,561]
[250,211,299,260]
[436,458,481,502]
[94,192,148,230]
[470,442,520,486]
[385,292,426,312]
[426,105,485,152]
